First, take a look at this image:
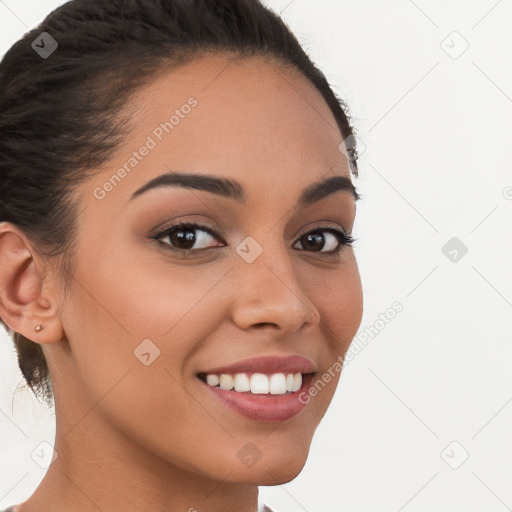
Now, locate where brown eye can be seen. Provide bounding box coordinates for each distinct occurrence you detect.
[154,222,224,252]
[167,227,200,250]
[293,228,354,254]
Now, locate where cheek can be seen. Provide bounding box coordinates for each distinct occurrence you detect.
[59,258,234,475]
[317,255,363,353]
[75,241,226,339]
[59,246,219,390]
[292,255,362,418]
[62,245,238,422]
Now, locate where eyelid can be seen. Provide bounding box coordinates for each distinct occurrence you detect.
[153,220,350,242]
[295,221,351,239]
[153,218,223,236]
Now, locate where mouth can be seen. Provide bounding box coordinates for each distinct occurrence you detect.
[195,355,316,423]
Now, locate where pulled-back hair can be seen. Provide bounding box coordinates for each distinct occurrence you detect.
[0,0,359,405]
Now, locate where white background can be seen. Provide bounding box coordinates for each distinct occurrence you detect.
[1,1,511,511]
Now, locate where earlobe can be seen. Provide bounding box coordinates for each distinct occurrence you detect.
[0,222,64,344]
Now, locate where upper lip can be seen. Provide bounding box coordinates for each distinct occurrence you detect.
[198,355,316,375]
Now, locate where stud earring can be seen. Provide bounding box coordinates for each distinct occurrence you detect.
[35,324,43,332]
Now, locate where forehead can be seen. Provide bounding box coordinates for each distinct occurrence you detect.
[123,53,349,174]
[83,53,353,213]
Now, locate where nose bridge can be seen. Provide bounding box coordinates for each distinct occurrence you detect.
[229,233,319,333]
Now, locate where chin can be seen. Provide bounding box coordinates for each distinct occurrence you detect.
[259,464,306,485]
[232,447,310,485]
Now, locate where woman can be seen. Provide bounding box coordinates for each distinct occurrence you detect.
[0,0,363,510]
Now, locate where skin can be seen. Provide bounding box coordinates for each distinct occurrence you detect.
[0,53,363,512]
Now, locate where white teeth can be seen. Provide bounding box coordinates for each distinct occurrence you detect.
[206,374,220,387]
[292,373,302,392]
[203,372,303,395]
[219,374,234,390]
[250,373,269,394]
[234,373,251,392]
[269,373,287,395]
[286,374,294,392]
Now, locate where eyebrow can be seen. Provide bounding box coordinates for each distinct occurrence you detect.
[129,171,360,206]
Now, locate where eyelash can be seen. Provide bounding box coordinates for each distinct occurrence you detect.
[151,221,356,260]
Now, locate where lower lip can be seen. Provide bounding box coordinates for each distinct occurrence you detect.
[199,374,314,423]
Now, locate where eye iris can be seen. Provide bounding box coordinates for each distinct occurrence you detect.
[171,228,196,249]
[303,232,325,252]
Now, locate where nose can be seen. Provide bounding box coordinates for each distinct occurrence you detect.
[228,238,320,337]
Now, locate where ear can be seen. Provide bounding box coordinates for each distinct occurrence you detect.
[0,221,64,344]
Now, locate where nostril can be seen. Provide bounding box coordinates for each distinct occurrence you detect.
[254,322,277,329]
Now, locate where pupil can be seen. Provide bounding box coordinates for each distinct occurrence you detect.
[304,232,324,251]
[172,229,196,249]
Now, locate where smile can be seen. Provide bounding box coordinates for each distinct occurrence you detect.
[196,355,316,422]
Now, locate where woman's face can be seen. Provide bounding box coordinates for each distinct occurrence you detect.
[50,54,363,485]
